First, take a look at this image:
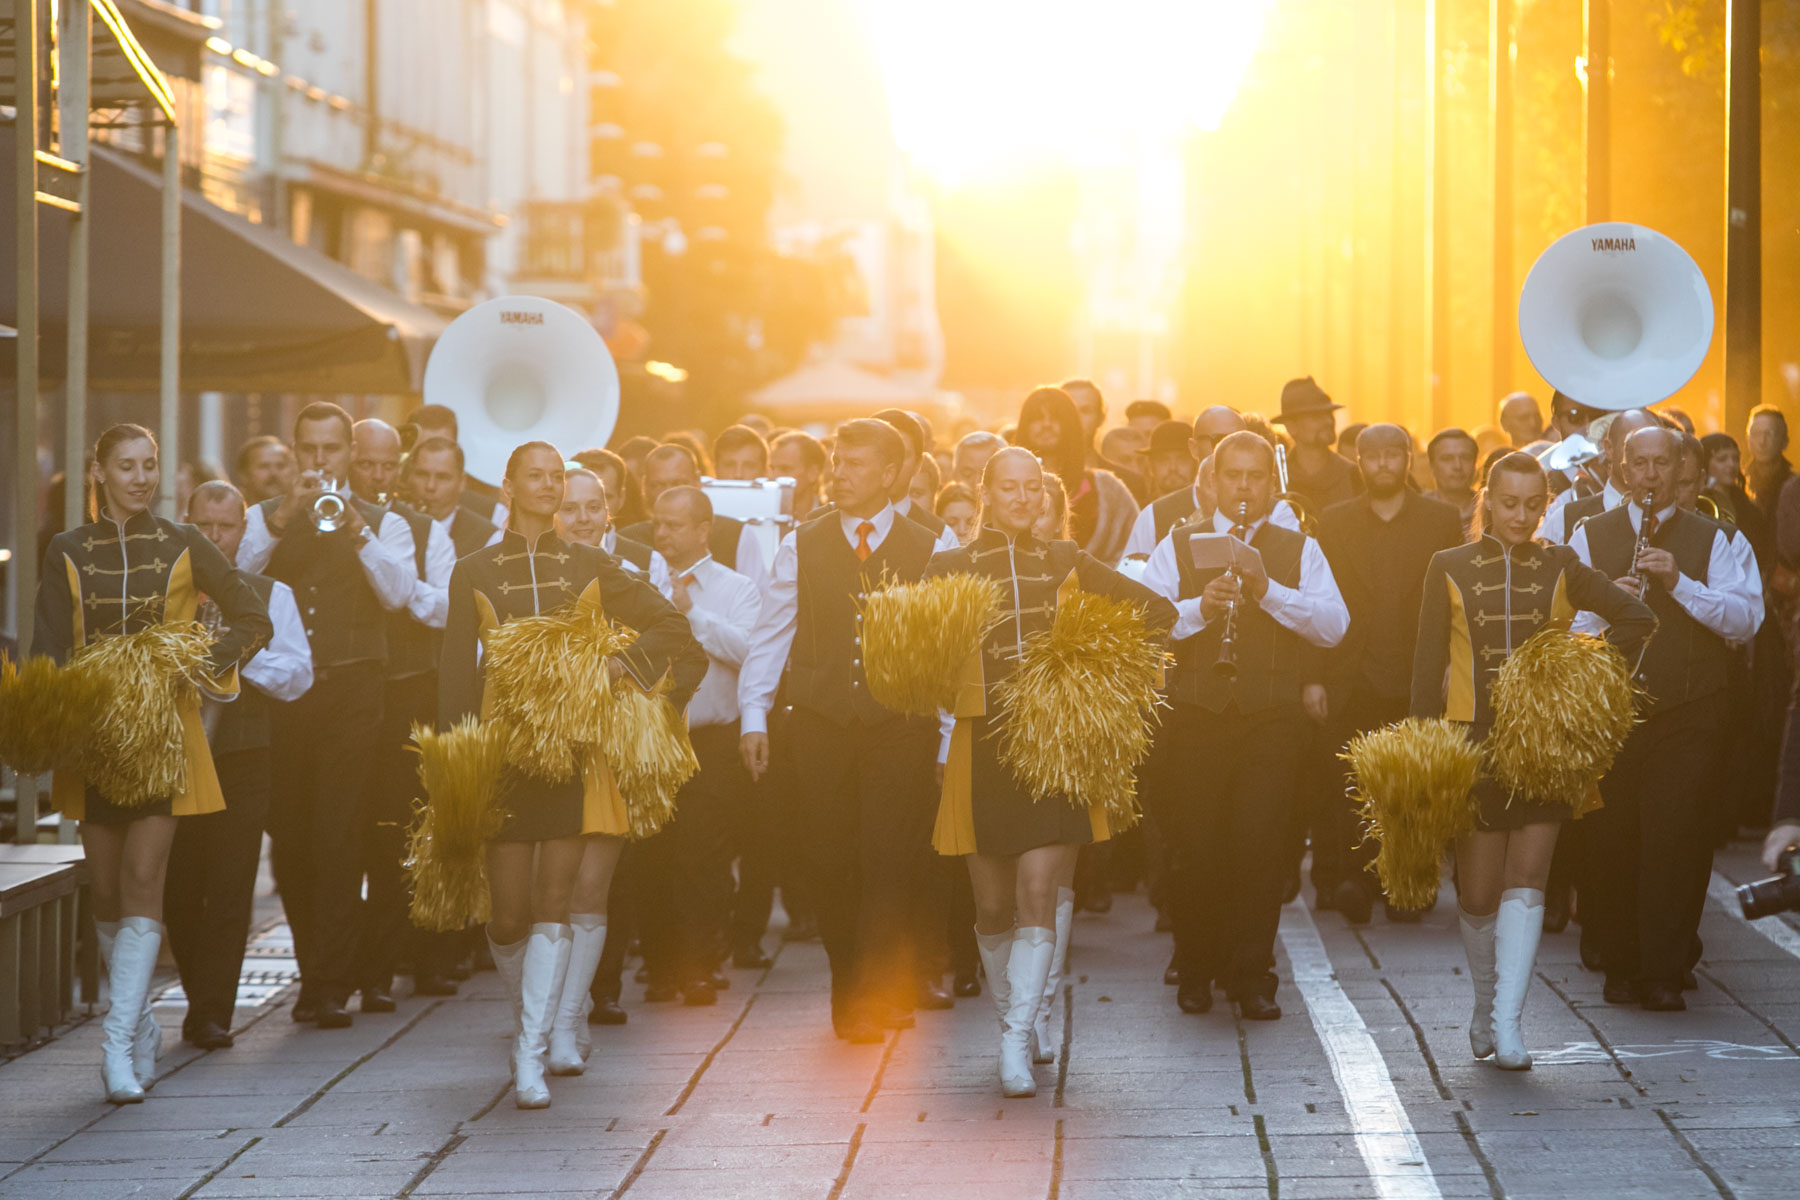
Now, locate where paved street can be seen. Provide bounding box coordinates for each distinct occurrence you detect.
[4,840,1799,1200]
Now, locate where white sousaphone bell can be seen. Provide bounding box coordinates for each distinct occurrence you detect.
[1518,221,1714,414]
[423,295,621,486]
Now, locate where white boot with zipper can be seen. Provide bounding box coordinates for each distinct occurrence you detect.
[96,919,163,1086]
[101,918,162,1103]
[1000,926,1054,1098]
[487,930,527,1042]
[513,924,572,1108]
[547,916,606,1075]
[974,926,1012,1028]
[1458,906,1497,1060]
[1033,888,1074,1064]
[1492,888,1545,1071]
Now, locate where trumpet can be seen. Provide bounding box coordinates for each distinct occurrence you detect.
[312,477,349,532]
[1213,500,1250,680]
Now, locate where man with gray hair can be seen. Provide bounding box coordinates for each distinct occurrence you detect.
[952,431,1005,492]
[165,481,313,1049]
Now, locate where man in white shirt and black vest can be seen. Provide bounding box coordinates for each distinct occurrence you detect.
[405,436,498,559]
[634,487,762,1005]
[235,402,419,1028]
[1142,431,1349,1020]
[166,482,315,1049]
[738,419,942,1043]
[1572,425,1763,1011]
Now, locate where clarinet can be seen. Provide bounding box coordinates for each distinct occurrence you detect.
[1213,500,1251,680]
[1632,489,1655,591]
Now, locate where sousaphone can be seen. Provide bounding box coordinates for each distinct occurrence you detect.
[423,295,620,485]
[1519,222,1714,412]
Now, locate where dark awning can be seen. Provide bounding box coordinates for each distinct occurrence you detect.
[0,129,448,394]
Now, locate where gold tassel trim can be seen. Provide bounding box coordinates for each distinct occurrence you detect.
[1486,627,1640,812]
[861,574,1002,718]
[481,601,634,782]
[0,655,106,776]
[1343,717,1483,911]
[992,590,1167,827]
[406,718,510,931]
[70,624,212,807]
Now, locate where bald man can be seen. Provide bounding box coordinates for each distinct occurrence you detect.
[1314,426,1465,923]
[1571,425,1763,1010]
[1540,408,1660,543]
[619,444,769,592]
[1498,393,1544,448]
[1121,407,1299,561]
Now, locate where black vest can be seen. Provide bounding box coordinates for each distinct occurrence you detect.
[1559,490,1609,542]
[383,502,436,681]
[612,533,653,573]
[1150,488,1200,543]
[258,496,389,671]
[786,513,936,725]
[448,508,496,558]
[1169,521,1313,715]
[623,514,742,570]
[1583,506,1730,712]
[209,572,278,758]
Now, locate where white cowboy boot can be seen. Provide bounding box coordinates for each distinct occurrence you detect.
[1492,888,1545,1071]
[1001,926,1054,1098]
[975,926,1011,1028]
[1034,888,1074,1064]
[513,924,572,1108]
[101,918,162,1103]
[96,919,162,1086]
[487,930,527,1041]
[1459,906,1497,1060]
[548,916,606,1076]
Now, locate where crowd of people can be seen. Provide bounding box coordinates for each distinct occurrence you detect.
[22,370,1800,1106]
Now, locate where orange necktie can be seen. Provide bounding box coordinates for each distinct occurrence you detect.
[855,521,876,562]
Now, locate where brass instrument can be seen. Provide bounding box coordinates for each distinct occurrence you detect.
[312,477,349,532]
[1273,442,1315,534]
[1213,500,1250,679]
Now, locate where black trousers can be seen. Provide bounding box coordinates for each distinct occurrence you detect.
[165,747,270,1030]
[730,761,781,953]
[268,663,384,1005]
[1585,698,1727,988]
[1139,709,1190,965]
[1313,686,1409,899]
[787,707,937,1022]
[1163,702,1305,999]
[638,723,745,986]
[353,672,436,994]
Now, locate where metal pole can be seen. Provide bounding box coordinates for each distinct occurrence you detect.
[159,121,182,519]
[59,0,92,531]
[13,0,41,839]
[1581,0,1610,223]
[1723,0,1761,436]
[1490,0,1515,400]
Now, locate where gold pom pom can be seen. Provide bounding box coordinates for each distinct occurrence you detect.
[71,624,213,807]
[1343,717,1483,910]
[481,601,634,781]
[861,574,1003,718]
[0,655,106,776]
[602,683,699,839]
[992,590,1167,825]
[1486,627,1640,811]
[406,718,510,932]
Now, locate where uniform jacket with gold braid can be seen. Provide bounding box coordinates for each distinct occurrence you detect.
[438,528,708,836]
[33,510,274,817]
[1409,535,1656,727]
[923,527,1176,855]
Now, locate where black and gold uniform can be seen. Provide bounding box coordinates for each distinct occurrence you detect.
[33,511,273,824]
[927,528,1175,856]
[1410,535,1655,829]
[439,528,708,842]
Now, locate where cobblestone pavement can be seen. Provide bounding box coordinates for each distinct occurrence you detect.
[4,839,1799,1199]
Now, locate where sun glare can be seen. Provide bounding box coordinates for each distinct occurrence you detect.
[854,0,1277,181]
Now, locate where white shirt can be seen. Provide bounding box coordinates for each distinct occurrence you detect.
[662,555,761,728]
[407,518,456,629]
[1539,480,1622,544]
[895,496,962,555]
[242,580,314,701]
[1121,488,1302,562]
[604,527,673,596]
[1569,505,1764,646]
[738,504,899,735]
[237,501,416,612]
[1140,508,1349,648]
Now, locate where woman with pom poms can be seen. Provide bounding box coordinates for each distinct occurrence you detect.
[33,424,272,1103]
[1411,451,1654,1069]
[926,447,1174,1097]
[439,443,707,1109]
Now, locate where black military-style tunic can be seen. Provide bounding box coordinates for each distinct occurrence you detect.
[34,510,273,823]
[439,527,708,842]
[1410,535,1655,829]
[923,527,1175,856]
